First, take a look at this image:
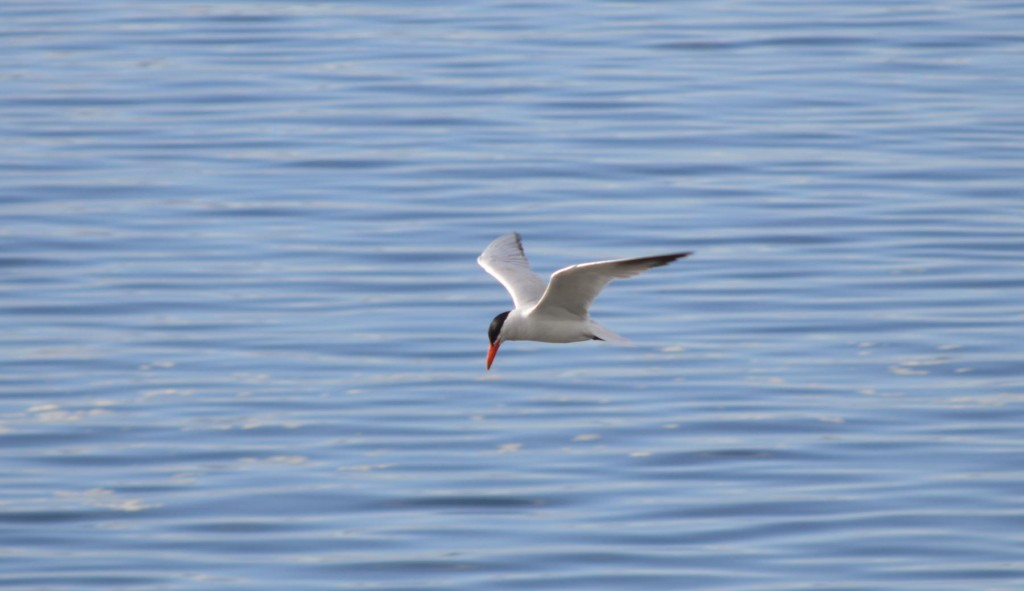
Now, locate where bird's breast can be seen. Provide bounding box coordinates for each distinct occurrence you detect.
[504,313,593,343]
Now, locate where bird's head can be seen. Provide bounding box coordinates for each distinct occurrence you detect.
[486,310,510,370]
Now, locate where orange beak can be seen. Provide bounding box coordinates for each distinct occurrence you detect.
[486,341,501,370]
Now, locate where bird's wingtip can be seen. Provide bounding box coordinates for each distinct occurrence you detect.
[643,251,693,268]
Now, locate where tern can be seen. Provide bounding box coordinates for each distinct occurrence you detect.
[478,232,691,370]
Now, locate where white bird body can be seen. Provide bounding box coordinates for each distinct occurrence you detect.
[478,232,691,369]
[499,308,612,344]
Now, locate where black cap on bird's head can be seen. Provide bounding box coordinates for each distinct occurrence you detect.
[486,310,510,370]
[488,311,510,345]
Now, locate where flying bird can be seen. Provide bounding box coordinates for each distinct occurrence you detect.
[478,232,691,370]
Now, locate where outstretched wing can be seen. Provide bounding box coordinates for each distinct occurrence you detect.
[477,232,547,309]
[532,252,691,318]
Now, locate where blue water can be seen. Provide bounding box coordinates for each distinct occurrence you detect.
[2,1,1024,589]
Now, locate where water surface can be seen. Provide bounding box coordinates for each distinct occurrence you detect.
[2,2,1023,589]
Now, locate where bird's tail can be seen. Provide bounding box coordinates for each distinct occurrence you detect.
[588,321,632,345]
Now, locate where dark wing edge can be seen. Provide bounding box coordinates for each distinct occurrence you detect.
[511,232,527,261]
[613,251,692,271]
